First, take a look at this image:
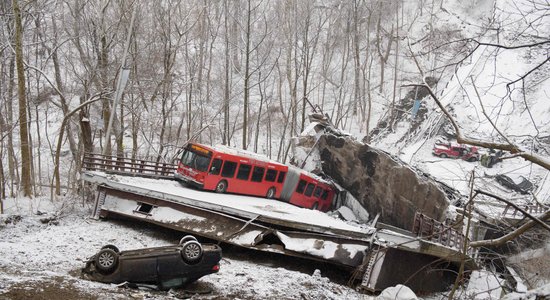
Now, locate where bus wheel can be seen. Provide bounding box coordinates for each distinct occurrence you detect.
[311,202,319,210]
[266,187,276,199]
[215,180,227,193]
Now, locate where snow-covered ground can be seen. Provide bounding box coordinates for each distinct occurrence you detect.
[0,197,369,299]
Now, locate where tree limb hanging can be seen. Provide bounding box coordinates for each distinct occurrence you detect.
[401,82,550,170]
[475,189,550,232]
[469,209,550,248]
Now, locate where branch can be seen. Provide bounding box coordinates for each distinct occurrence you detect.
[469,209,550,248]
[473,39,550,50]
[470,77,515,146]
[475,189,550,232]
[506,56,550,89]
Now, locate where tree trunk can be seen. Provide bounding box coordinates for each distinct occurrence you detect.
[390,2,400,130]
[100,33,112,155]
[352,0,361,116]
[254,72,264,153]
[243,0,251,150]
[6,58,17,196]
[12,0,32,197]
[0,114,6,203]
[376,6,394,94]
[223,0,231,146]
[79,95,94,153]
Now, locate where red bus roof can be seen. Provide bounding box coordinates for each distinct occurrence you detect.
[187,142,286,167]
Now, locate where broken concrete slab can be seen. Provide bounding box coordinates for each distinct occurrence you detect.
[317,134,449,230]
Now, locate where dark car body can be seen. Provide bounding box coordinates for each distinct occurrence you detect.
[432,143,479,162]
[83,237,222,290]
[495,174,534,194]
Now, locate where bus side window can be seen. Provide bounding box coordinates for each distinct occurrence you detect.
[221,161,237,178]
[277,171,286,183]
[313,186,323,198]
[237,164,252,180]
[304,183,315,197]
[321,189,329,200]
[265,169,277,182]
[251,166,265,182]
[296,180,307,194]
[210,158,223,175]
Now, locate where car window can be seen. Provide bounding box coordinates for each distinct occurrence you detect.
[210,159,222,175]
[296,180,306,194]
[251,166,265,182]
[321,189,329,200]
[236,164,252,180]
[221,161,237,178]
[265,169,277,182]
[277,171,286,183]
[304,183,315,197]
[313,186,323,198]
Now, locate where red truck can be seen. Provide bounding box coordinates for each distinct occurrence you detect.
[432,142,479,162]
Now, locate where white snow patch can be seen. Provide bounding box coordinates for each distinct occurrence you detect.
[465,270,504,299]
[378,284,418,300]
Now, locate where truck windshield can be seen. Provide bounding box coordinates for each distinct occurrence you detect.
[180,150,211,172]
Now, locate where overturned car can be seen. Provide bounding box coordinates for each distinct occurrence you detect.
[82,236,222,290]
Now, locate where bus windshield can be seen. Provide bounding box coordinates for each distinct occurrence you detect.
[180,149,211,172]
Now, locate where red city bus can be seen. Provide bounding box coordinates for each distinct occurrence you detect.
[176,143,288,199]
[175,142,336,211]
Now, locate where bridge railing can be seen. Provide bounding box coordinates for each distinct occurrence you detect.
[82,153,176,179]
[412,212,468,252]
[501,202,549,219]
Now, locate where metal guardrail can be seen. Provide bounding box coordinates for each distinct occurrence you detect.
[412,212,466,251]
[502,202,549,219]
[82,153,177,179]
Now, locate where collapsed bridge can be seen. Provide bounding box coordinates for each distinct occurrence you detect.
[81,153,475,293]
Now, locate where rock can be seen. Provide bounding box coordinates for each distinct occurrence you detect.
[317,134,449,230]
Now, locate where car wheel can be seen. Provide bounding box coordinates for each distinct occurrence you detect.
[311,202,319,210]
[468,157,476,162]
[440,153,448,158]
[101,244,120,253]
[181,241,203,263]
[179,235,198,245]
[95,249,118,274]
[215,180,227,193]
[266,187,276,199]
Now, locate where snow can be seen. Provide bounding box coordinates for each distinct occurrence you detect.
[465,270,505,299]
[502,284,550,300]
[337,206,358,223]
[228,230,264,245]
[378,284,418,300]
[0,197,367,299]
[276,233,366,260]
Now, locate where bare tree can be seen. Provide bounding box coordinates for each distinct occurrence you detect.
[12,0,32,197]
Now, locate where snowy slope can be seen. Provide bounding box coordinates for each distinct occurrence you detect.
[376,0,550,204]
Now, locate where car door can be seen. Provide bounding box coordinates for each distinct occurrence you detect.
[120,253,158,282]
[451,147,461,158]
